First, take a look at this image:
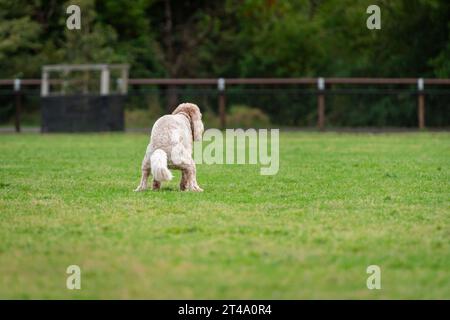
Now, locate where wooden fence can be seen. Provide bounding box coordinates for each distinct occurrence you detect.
[1,77,449,132]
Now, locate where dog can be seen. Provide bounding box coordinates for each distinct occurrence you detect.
[134,103,204,192]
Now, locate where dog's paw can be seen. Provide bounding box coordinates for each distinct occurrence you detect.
[134,185,147,192]
[192,185,204,192]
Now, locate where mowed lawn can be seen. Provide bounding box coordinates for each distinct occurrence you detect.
[0,132,449,299]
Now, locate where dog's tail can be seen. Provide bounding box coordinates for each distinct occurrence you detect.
[150,149,173,182]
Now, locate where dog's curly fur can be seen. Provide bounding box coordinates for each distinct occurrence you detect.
[134,103,204,192]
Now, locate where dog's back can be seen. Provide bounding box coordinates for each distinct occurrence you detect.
[149,114,191,152]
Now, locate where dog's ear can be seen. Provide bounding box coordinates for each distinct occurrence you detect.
[173,103,204,141]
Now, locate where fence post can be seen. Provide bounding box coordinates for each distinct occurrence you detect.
[14,79,21,133]
[317,77,325,131]
[218,78,226,129]
[120,66,129,94]
[41,70,49,97]
[417,78,425,129]
[100,66,110,95]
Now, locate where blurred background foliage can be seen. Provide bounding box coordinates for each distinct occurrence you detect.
[0,0,449,127]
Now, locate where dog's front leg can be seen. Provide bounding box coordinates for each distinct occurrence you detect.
[190,164,203,192]
[180,170,188,191]
[182,161,203,192]
[152,179,161,190]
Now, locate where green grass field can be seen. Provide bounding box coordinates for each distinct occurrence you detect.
[0,132,449,299]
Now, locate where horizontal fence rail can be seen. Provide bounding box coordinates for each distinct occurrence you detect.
[1,77,449,132]
[129,78,450,85]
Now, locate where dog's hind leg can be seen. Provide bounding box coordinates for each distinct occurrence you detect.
[134,153,151,192]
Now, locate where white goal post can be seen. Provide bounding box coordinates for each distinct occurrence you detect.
[41,64,129,97]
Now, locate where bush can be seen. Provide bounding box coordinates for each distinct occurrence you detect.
[125,109,159,129]
[227,105,271,128]
[202,110,221,129]
[125,95,164,129]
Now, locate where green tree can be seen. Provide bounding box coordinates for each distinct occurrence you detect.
[0,0,42,77]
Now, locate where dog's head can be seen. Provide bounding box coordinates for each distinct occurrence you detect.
[172,103,204,141]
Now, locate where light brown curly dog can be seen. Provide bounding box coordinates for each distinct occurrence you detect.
[135,103,204,192]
